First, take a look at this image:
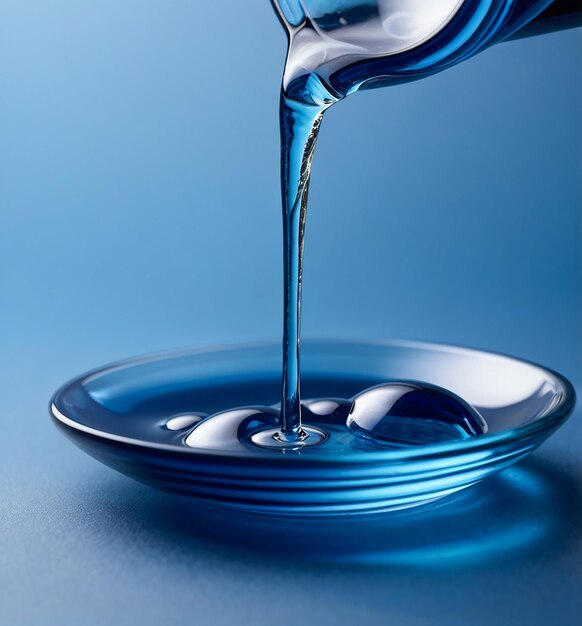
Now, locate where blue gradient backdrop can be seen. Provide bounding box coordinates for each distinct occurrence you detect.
[1,2,581,625]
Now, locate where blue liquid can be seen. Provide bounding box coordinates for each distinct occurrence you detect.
[278,97,327,440]
[181,91,490,453]
[271,95,489,450]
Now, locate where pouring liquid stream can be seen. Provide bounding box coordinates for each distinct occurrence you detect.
[183,82,487,453]
[268,86,483,451]
[276,97,328,444]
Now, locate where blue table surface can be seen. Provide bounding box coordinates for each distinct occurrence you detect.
[1,2,581,624]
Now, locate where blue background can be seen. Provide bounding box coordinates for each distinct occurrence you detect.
[1,1,581,624]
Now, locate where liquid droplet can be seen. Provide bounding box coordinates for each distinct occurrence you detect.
[346,382,487,449]
[302,398,351,423]
[164,413,206,431]
[184,407,278,451]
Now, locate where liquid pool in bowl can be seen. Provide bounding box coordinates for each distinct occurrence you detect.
[50,339,575,517]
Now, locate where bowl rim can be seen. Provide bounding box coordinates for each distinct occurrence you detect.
[50,337,576,465]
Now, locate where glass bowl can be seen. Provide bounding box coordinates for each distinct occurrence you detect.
[50,339,575,516]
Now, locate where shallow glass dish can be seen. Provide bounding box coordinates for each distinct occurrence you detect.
[50,340,575,516]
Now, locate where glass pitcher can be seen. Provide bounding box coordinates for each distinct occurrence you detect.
[272,0,582,104]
